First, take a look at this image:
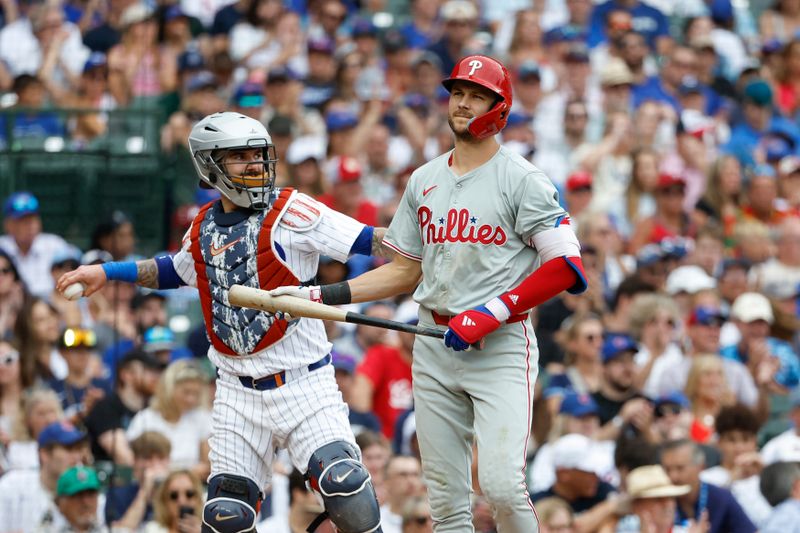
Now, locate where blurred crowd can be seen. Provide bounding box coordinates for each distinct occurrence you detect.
[7,0,800,532]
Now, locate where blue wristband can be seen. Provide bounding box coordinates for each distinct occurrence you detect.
[102,261,138,283]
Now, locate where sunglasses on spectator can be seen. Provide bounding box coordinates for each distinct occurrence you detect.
[0,350,19,366]
[0,266,13,275]
[169,489,197,501]
[411,516,431,525]
[582,333,602,342]
[655,404,682,418]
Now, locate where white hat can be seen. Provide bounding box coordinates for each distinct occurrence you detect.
[441,0,478,21]
[552,434,598,474]
[665,265,716,296]
[120,3,154,27]
[627,465,691,499]
[599,58,634,86]
[731,292,774,324]
[286,136,325,165]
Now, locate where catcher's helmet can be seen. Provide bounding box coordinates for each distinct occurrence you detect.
[188,112,278,210]
[442,55,513,140]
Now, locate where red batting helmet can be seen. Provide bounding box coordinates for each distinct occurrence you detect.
[442,55,513,140]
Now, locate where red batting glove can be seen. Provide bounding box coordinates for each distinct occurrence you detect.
[447,305,502,346]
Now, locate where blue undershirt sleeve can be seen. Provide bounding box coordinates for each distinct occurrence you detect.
[349,225,374,256]
[155,255,186,289]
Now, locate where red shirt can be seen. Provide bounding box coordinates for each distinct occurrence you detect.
[357,345,413,439]
[316,194,378,226]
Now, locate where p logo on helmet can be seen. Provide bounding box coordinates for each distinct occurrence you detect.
[442,55,513,140]
[468,59,483,76]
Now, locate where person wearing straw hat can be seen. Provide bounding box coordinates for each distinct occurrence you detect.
[627,465,691,532]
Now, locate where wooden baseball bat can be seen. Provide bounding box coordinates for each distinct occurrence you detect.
[228,285,447,339]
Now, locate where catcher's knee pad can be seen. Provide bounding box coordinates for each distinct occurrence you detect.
[201,473,262,533]
[306,440,381,533]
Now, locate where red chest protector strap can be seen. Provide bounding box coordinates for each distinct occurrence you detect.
[190,190,300,356]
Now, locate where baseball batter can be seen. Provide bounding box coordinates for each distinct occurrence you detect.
[56,112,388,533]
[272,55,587,532]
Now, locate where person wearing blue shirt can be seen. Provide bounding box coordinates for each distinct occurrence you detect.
[587,0,670,53]
[724,79,800,168]
[721,292,800,390]
[661,439,756,533]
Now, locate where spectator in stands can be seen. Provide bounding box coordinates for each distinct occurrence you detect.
[0,421,88,533]
[426,1,478,75]
[82,349,161,466]
[554,313,605,394]
[752,217,800,298]
[352,304,414,440]
[90,211,137,262]
[357,430,392,505]
[126,359,211,478]
[15,297,66,385]
[0,191,69,297]
[333,302,395,362]
[723,292,800,394]
[143,469,203,533]
[285,135,326,196]
[646,303,761,410]
[109,431,171,527]
[107,3,177,106]
[616,464,691,533]
[7,387,63,470]
[103,290,168,376]
[761,388,800,464]
[700,404,772,525]
[256,467,328,532]
[380,455,424,533]
[563,171,593,219]
[47,327,108,424]
[593,334,654,440]
[530,433,621,532]
[400,495,433,533]
[533,497,575,533]
[0,340,21,465]
[760,462,800,531]
[45,465,105,532]
[660,439,756,533]
[629,173,692,253]
[332,351,380,437]
[0,248,24,338]
[684,355,735,443]
[628,293,683,390]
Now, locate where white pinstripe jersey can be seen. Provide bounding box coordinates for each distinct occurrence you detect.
[171,190,364,377]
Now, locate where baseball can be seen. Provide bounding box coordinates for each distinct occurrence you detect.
[63,282,85,301]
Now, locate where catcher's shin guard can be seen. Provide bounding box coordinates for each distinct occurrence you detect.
[202,473,262,533]
[305,440,382,533]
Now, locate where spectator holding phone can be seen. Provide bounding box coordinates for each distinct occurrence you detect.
[142,469,203,533]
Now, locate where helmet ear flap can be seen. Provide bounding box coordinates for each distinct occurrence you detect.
[467,100,510,140]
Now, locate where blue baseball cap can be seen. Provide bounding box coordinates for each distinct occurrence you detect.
[517,60,541,80]
[164,5,186,22]
[83,52,107,73]
[352,17,377,38]
[325,110,359,132]
[688,306,725,327]
[654,391,690,410]
[506,111,532,128]
[744,79,773,107]
[232,82,264,108]
[178,49,204,72]
[186,71,216,93]
[308,36,335,55]
[142,326,176,353]
[601,334,638,363]
[267,65,301,84]
[678,76,702,96]
[636,244,665,267]
[559,392,599,417]
[4,191,39,219]
[38,421,88,448]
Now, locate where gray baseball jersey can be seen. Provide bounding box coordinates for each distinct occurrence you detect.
[384,146,575,532]
[384,146,568,314]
